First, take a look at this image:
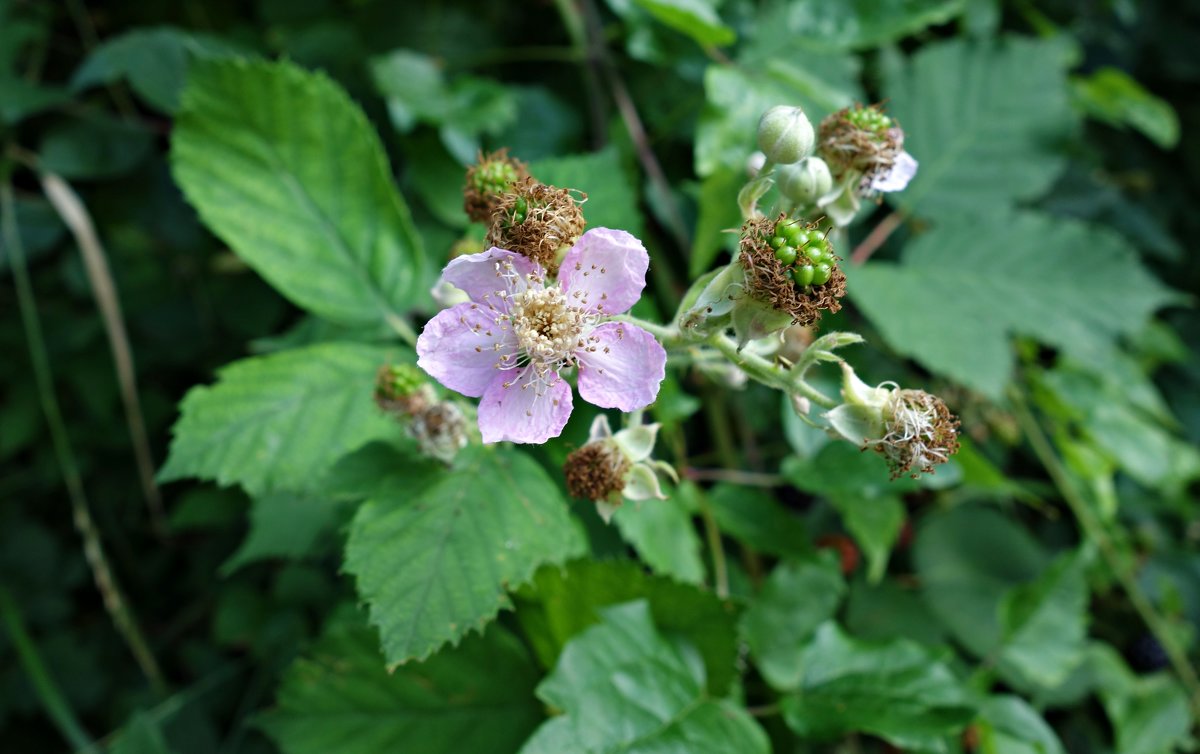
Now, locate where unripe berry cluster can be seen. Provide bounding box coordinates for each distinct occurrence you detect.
[767,222,834,290]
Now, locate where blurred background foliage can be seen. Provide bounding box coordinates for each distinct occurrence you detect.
[1,0,1198,752]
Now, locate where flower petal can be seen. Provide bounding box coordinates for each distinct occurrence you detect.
[559,228,648,316]
[416,302,516,398]
[576,322,665,411]
[871,151,918,193]
[440,248,543,308]
[478,367,573,444]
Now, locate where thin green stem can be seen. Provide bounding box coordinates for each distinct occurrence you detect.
[385,312,418,346]
[0,586,99,753]
[2,177,166,695]
[610,313,680,344]
[1010,386,1200,717]
[707,333,838,409]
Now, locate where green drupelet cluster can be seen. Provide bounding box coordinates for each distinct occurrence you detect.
[766,221,835,290]
[844,106,893,134]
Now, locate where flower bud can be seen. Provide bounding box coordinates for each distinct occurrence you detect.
[463,149,530,223]
[777,157,834,205]
[486,178,586,274]
[757,105,815,165]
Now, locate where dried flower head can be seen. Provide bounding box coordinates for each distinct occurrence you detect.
[818,104,908,194]
[874,389,961,479]
[826,364,961,480]
[738,214,846,328]
[486,178,586,274]
[410,401,469,464]
[564,441,631,502]
[375,364,432,416]
[463,149,530,223]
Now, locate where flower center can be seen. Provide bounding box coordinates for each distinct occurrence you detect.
[508,286,588,367]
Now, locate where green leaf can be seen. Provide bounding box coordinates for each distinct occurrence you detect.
[0,76,70,125]
[531,147,644,238]
[706,483,809,558]
[260,615,543,754]
[849,211,1176,398]
[70,27,243,113]
[172,58,426,327]
[884,36,1076,219]
[520,600,768,754]
[741,554,845,690]
[38,116,153,180]
[689,167,743,276]
[220,493,349,575]
[1089,644,1193,754]
[763,0,965,51]
[997,551,1089,689]
[977,695,1066,754]
[160,342,402,496]
[0,195,64,271]
[109,711,175,754]
[845,577,947,646]
[513,559,740,695]
[612,498,705,585]
[784,443,916,581]
[1072,67,1179,149]
[913,505,1047,658]
[631,0,735,47]
[345,445,585,666]
[780,622,974,750]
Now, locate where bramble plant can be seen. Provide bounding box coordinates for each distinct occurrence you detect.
[3,3,1199,754]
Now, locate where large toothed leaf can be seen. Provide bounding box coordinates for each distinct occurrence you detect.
[345,445,585,666]
[172,58,426,327]
[260,616,543,754]
[764,0,965,51]
[849,211,1177,398]
[780,622,974,750]
[160,342,403,496]
[884,36,1077,219]
[519,600,769,754]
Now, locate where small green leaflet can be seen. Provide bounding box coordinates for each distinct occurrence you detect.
[519,600,769,754]
[260,616,543,754]
[172,58,426,327]
[345,445,585,666]
[849,211,1176,398]
[160,342,404,496]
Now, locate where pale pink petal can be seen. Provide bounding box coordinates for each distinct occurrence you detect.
[478,367,573,444]
[558,228,648,316]
[440,248,543,310]
[576,322,665,411]
[416,303,517,398]
[871,151,918,192]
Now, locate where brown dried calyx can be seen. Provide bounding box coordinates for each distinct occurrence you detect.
[463,149,530,223]
[817,104,904,193]
[564,442,629,503]
[487,178,586,274]
[738,215,846,327]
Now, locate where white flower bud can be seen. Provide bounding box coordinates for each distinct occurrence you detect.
[777,157,834,204]
[756,105,815,165]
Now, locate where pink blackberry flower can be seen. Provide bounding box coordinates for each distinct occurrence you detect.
[416,228,667,444]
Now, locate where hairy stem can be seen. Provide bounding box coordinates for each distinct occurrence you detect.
[850,210,904,265]
[1011,387,1200,716]
[2,178,166,695]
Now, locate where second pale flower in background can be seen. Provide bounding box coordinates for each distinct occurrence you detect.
[416,228,667,444]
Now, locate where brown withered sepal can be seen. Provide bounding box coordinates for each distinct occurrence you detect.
[486,178,586,274]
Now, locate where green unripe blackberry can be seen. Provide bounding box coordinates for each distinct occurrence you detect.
[775,245,798,265]
[812,263,832,286]
[794,264,815,287]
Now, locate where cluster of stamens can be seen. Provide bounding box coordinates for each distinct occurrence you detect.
[564,441,629,502]
[486,178,586,273]
[874,389,960,479]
